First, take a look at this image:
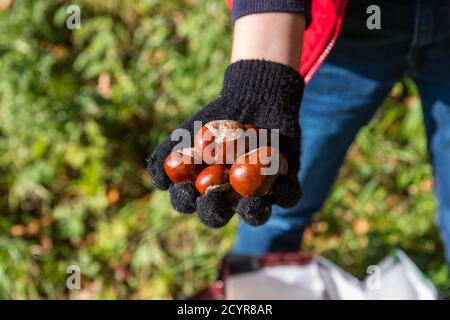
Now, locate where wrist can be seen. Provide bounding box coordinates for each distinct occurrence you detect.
[222,60,303,105]
[221,60,304,137]
[231,12,305,70]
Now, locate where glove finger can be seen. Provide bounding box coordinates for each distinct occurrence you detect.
[148,139,175,190]
[235,196,272,226]
[169,182,198,214]
[196,191,235,228]
[270,174,303,208]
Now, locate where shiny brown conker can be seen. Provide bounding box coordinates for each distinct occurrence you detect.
[195,164,230,195]
[164,148,205,184]
[229,146,288,197]
[194,120,247,165]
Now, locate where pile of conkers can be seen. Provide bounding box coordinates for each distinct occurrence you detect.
[164,120,288,203]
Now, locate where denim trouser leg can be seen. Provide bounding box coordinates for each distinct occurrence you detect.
[233,59,402,254]
[418,79,450,263]
[412,28,450,262]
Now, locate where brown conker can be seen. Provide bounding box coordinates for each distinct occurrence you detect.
[195,164,230,195]
[164,148,205,184]
[229,146,288,197]
[194,120,247,165]
[243,124,258,131]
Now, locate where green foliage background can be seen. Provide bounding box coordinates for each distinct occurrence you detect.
[0,0,448,299]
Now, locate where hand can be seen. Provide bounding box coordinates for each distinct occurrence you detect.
[148,60,304,228]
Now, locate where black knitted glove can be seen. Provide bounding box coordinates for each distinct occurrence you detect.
[148,60,304,228]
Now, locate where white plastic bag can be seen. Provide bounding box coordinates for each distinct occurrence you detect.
[224,250,437,300]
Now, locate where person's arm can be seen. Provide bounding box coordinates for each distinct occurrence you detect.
[149,11,308,227]
[232,12,305,70]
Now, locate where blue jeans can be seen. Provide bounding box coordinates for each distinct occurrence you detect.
[233,0,450,262]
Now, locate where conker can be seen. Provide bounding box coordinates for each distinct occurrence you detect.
[229,146,288,197]
[164,148,205,184]
[243,124,258,131]
[195,164,230,195]
[194,120,247,165]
